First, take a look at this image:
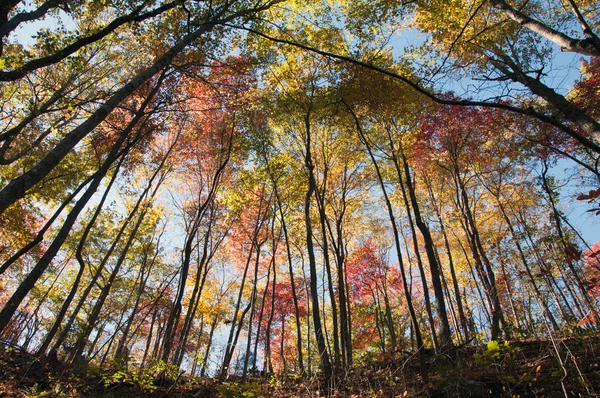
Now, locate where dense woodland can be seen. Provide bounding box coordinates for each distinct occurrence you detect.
[1,0,600,396]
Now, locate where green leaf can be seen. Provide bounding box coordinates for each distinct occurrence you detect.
[487,340,500,352]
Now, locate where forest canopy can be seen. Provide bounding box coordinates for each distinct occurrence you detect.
[0,0,600,394]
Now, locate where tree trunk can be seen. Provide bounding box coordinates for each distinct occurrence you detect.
[267,158,305,374]
[397,147,452,350]
[345,104,428,382]
[425,177,470,342]
[37,160,122,355]
[303,111,332,378]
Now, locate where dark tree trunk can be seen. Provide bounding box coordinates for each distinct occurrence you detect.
[303,111,332,378]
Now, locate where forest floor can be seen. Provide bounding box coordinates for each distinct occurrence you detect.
[1,335,599,397]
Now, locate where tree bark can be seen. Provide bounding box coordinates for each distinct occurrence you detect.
[303,111,332,378]
[488,0,600,56]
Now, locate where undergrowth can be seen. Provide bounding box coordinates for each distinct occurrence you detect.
[1,336,599,397]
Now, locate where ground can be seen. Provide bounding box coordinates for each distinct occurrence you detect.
[1,336,599,397]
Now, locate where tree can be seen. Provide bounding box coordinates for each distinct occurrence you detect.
[0,0,282,216]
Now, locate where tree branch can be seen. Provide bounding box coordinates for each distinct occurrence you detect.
[0,1,179,82]
[231,24,600,154]
[488,0,600,56]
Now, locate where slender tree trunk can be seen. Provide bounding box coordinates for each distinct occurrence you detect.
[163,135,232,363]
[371,288,386,354]
[280,315,287,373]
[174,207,226,366]
[452,164,505,340]
[425,177,470,342]
[242,246,261,381]
[322,170,352,368]
[315,187,341,370]
[380,266,397,350]
[264,235,277,374]
[453,230,493,327]
[190,314,205,377]
[220,195,269,379]
[494,197,560,331]
[141,307,159,369]
[37,161,122,355]
[497,244,522,332]
[540,160,600,325]
[396,162,439,351]
[397,147,452,349]
[71,188,154,361]
[303,111,332,377]
[345,104,428,382]
[200,314,219,377]
[115,236,161,360]
[267,159,305,374]
[252,232,275,375]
